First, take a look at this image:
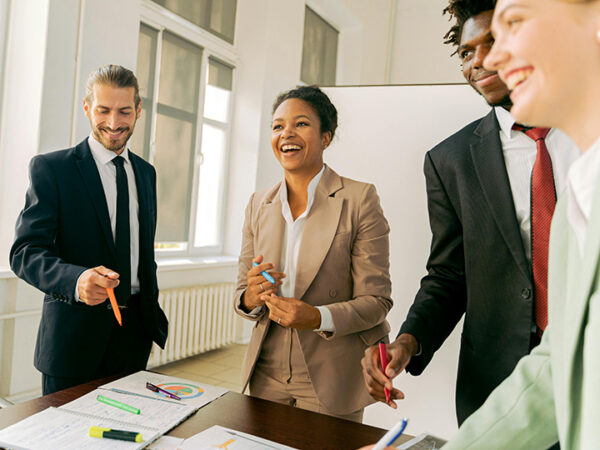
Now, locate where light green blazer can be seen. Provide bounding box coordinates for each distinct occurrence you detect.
[443,177,600,449]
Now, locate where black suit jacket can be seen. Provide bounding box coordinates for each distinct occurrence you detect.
[399,109,535,424]
[10,139,168,378]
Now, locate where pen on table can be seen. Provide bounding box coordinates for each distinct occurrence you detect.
[104,275,122,326]
[372,418,409,450]
[146,381,181,400]
[97,394,140,414]
[253,261,276,285]
[89,426,143,443]
[379,342,391,403]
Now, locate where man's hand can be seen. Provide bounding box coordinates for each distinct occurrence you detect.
[77,266,120,306]
[361,333,419,408]
[264,294,321,330]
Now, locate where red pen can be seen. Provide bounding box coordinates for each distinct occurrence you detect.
[379,342,391,403]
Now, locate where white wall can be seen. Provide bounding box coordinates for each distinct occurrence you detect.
[391,0,464,84]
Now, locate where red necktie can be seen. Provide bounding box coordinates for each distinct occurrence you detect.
[514,125,555,335]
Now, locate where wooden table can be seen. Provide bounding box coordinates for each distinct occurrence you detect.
[0,376,412,449]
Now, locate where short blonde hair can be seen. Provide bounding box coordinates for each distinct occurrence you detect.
[85,64,141,107]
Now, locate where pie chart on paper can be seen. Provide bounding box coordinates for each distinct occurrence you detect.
[155,382,205,399]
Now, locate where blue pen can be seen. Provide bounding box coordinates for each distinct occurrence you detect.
[372,418,408,450]
[253,261,276,284]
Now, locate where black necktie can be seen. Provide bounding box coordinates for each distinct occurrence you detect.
[112,156,130,307]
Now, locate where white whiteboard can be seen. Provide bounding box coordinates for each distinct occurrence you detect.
[322,85,490,438]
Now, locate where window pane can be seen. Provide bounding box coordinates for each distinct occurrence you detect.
[154,112,195,244]
[194,124,226,247]
[204,58,232,123]
[207,0,236,43]
[151,0,236,43]
[137,24,158,97]
[130,104,151,160]
[301,7,338,86]
[158,31,202,114]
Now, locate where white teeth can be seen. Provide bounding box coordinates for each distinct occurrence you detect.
[282,144,301,151]
[506,70,531,90]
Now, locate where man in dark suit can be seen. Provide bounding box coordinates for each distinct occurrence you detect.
[361,0,580,425]
[10,65,168,395]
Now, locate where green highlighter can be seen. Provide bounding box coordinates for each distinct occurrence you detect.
[89,426,143,442]
[96,394,140,414]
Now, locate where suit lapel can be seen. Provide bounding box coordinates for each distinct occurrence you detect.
[470,110,530,280]
[74,139,116,260]
[256,185,285,273]
[129,152,150,244]
[294,166,343,300]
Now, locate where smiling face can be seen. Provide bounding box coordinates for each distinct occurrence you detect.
[485,0,600,135]
[460,10,512,107]
[84,83,141,153]
[271,98,331,176]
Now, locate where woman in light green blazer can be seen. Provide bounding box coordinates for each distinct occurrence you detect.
[441,0,600,449]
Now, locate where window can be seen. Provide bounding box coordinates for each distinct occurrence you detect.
[300,6,339,86]
[151,0,237,44]
[133,4,235,254]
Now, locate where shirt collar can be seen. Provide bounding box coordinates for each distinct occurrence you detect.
[280,165,326,221]
[88,133,130,165]
[494,106,517,139]
[567,135,600,220]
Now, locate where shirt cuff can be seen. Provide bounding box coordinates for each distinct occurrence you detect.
[236,294,264,317]
[315,306,335,332]
[74,272,85,303]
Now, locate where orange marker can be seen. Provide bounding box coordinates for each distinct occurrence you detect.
[106,287,122,326]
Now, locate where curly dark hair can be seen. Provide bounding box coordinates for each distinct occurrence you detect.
[443,0,496,53]
[272,85,338,140]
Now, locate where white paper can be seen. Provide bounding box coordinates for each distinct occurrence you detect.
[180,425,296,450]
[145,435,185,450]
[60,389,195,433]
[0,407,158,450]
[100,371,228,410]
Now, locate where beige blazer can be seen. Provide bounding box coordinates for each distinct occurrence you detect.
[234,165,393,414]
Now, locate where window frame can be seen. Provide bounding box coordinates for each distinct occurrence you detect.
[140,0,239,257]
[300,4,340,86]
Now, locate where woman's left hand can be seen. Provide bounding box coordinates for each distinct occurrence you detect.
[263,294,322,330]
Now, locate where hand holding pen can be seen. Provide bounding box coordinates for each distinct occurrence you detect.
[241,255,286,312]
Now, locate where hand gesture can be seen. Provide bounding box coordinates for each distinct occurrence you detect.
[361,333,419,408]
[77,266,120,306]
[264,294,322,330]
[242,255,285,311]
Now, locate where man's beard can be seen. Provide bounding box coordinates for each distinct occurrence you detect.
[92,125,135,152]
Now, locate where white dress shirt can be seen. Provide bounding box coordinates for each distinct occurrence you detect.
[278,165,334,332]
[566,136,600,256]
[494,107,581,262]
[243,165,334,331]
[75,134,140,300]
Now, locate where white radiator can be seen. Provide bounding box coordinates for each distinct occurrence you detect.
[147,283,239,367]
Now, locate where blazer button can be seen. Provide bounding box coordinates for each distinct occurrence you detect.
[329,289,337,298]
[521,288,531,299]
[107,303,112,310]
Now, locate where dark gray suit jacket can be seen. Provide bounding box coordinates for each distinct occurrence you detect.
[10,139,168,378]
[399,109,536,424]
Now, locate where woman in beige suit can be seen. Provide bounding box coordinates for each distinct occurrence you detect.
[234,86,392,422]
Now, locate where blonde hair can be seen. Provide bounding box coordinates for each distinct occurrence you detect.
[85,64,141,107]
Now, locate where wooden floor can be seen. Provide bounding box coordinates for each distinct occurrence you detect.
[154,343,247,393]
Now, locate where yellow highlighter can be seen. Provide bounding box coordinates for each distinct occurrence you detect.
[89,426,143,443]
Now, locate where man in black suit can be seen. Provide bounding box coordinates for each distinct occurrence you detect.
[10,65,168,395]
[361,0,580,425]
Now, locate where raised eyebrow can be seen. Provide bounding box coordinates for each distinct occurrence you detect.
[294,115,311,121]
